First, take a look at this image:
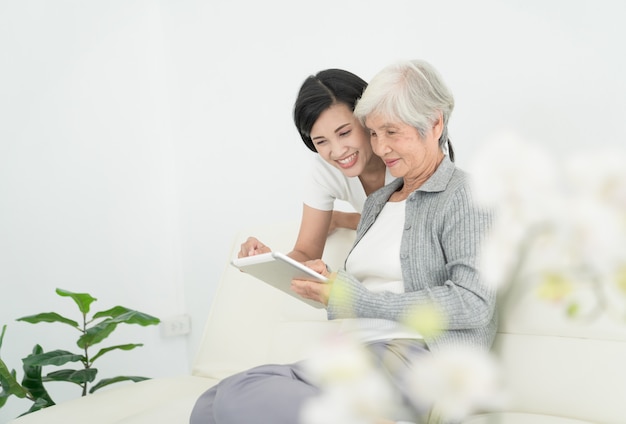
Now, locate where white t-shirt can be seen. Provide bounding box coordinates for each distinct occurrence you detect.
[303,155,395,213]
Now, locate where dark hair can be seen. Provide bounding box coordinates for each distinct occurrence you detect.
[293,69,368,152]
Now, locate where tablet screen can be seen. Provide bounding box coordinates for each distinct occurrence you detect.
[231,252,327,308]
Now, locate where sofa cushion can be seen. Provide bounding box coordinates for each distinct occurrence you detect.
[9,376,217,424]
[464,412,597,424]
[492,276,626,424]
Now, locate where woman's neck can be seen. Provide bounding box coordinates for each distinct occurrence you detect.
[358,157,387,196]
[390,153,444,201]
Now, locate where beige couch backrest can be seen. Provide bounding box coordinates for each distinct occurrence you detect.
[492,280,626,423]
[191,222,355,379]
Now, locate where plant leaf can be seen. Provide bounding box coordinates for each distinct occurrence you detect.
[0,326,30,400]
[77,321,118,349]
[21,345,55,407]
[78,310,159,348]
[56,288,97,314]
[16,312,79,329]
[89,375,149,393]
[23,350,84,367]
[44,368,98,385]
[90,343,143,363]
[93,307,160,326]
[0,324,6,350]
[92,306,130,320]
[18,397,52,417]
[0,390,8,408]
[1,359,29,400]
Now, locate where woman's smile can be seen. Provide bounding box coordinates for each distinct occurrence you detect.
[383,158,400,168]
[336,152,359,169]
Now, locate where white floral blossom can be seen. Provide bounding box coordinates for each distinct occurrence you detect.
[468,132,559,227]
[405,345,503,422]
[470,134,626,319]
[300,336,401,424]
[555,197,624,275]
[301,336,503,424]
[478,212,528,289]
[303,335,374,385]
[564,148,626,210]
[468,132,562,289]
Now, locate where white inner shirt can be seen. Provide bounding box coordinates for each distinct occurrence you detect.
[342,199,422,342]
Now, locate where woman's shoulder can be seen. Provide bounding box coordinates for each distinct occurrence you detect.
[449,165,470,187]
[311,155,345,179]
[306,155,369,210]
[310,155,369,190]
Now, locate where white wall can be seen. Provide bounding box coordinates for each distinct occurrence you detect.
[0,1,186,419]
[1,0,625,420]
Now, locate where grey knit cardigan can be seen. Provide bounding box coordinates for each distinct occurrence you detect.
[326,156,497,352]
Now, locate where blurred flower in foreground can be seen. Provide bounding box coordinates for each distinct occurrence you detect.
[469,132,626,321]
[300,335,401,424]
[405,345,503,423]
[300,332,503,424]
[403,302,447,339]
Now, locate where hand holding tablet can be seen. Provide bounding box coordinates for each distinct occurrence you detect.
[231,252,328,309]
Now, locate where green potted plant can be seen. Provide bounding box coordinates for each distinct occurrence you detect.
[0,288,160,417]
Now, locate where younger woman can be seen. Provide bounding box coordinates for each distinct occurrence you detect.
[239,69,393,262]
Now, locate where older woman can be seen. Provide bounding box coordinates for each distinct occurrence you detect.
[190,59,496,424]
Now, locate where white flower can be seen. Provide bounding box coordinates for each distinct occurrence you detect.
[300,336,401,424]
[468,131,559,227]
[479,213,528,289]
[405,345,503,422]
[300,392,373,424]
[471,133,626,320]
[564,147,626,210]
[303,335,376,385]
[553,197,624,275]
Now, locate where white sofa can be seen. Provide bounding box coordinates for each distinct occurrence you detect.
[9,222,626,424]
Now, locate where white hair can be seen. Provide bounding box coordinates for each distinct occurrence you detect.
[354,59,455,153]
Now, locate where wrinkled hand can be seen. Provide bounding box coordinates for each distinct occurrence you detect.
[238,236,271,258]
[291,259,333,306]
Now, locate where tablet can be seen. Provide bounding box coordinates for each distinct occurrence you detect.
[231,251,328,309]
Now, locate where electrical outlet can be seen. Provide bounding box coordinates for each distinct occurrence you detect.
[160,314,191,338]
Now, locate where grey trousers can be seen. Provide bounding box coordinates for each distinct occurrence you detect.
[189,339,427,424]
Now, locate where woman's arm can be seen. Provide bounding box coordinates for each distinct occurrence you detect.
[288,204,333,263]
[328,210,361,234]
[237,205,336,262]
